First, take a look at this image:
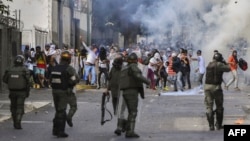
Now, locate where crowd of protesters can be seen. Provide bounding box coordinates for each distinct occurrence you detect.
[21,40,248,93]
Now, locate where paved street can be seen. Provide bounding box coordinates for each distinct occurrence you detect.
[0,81,250,141]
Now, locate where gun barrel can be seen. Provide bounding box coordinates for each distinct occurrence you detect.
[101,93,106,125]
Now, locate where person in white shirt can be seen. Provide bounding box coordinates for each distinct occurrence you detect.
[97,46,109,89]
[81,41,98,85]
[108,47,118,71]
[192,50,206,90]
[147,51,162,90]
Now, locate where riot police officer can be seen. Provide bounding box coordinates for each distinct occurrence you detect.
[106,55,126,136]
[50,51,80,137]
[204,53,231,131]
[2,55,31,129]
[119,53,150,138]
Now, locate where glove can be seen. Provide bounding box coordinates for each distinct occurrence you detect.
[140,93,145,99]
[138,87,144,99]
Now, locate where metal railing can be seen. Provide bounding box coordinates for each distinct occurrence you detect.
[0,14,23,30]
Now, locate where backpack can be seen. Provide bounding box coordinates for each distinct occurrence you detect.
[172,57,181,72]
[238,58,248,71]
[5,69,27,90]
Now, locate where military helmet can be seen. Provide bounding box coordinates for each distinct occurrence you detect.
[113,57,123,69]
[14,55,25,66]
[60,51,72,63]
[213,52,223,62]
[127,53,138,63]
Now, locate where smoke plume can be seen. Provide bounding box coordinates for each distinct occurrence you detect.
[129,0,250,59]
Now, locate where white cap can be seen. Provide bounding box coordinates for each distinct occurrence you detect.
[154,52,160,59]
[50,44,55,50]
[172,52,177,57]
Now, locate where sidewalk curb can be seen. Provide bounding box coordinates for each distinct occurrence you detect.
[0,83,90,123]
[0,101,51,123]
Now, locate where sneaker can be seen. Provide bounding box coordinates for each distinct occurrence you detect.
[224,86,228,90]
[90,83,96,86]
[234,87,240,91]
[163,86,169,91]
[199,89,204,93]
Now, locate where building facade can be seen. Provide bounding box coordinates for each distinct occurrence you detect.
[7,0,91,50]
[0,0,91,92]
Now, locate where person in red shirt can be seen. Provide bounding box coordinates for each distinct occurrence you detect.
[225,50,240,90]
[35,46,47,88]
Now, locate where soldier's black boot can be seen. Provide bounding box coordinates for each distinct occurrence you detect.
[66,117,73,127]
[53,119,68,138]
[125,121,140,138]
[14,114,23,129]
[114,119,125,136]
[206,112,214,131]
[215,109,224,130]
[122,119,127,133]
[52,119,58,136]
[66,106,76,127]
[56,120,68,138]
[66,114,73,127]
[12,114,17,129]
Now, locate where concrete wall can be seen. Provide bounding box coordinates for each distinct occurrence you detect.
[0,27,22,92]
[51,0,90,48]
[6,0,89,49]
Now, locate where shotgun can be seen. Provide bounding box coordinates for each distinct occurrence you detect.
[101,92,112,125]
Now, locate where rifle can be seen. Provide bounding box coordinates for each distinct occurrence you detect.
[101,92,113,125]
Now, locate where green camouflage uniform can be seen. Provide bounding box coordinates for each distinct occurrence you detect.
[50,62,79,137]
[204,60,230,130]
[119,63,150,138]
[2,66,31,129]
[66,86,78,127]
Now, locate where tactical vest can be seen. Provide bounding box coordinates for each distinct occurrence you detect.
[50,65,69,90]
[6,68,27,90]
[205,62,223,85]
[119,65,143,90]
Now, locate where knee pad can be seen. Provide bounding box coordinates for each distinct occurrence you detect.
[128,112,137,122]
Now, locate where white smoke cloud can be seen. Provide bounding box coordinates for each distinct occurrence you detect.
[131,0,250,70]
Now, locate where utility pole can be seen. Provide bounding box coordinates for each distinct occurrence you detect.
[87,0,91,45]
[58,0,63,49]
[18,9,20,29]
[70,0,75,49]
[14,9,17,28]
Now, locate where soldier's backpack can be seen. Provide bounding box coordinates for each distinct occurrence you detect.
[238,58,248,71]
[4,69,27,90]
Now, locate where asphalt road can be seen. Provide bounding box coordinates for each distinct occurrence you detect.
[0,86,250,141]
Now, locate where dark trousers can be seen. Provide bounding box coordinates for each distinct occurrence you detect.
[52,90,68,134]
[9,92,26,116]
[67,92,77,119]
[97,67,109,87]
[182,71,191,89]
[123,89,139,122]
